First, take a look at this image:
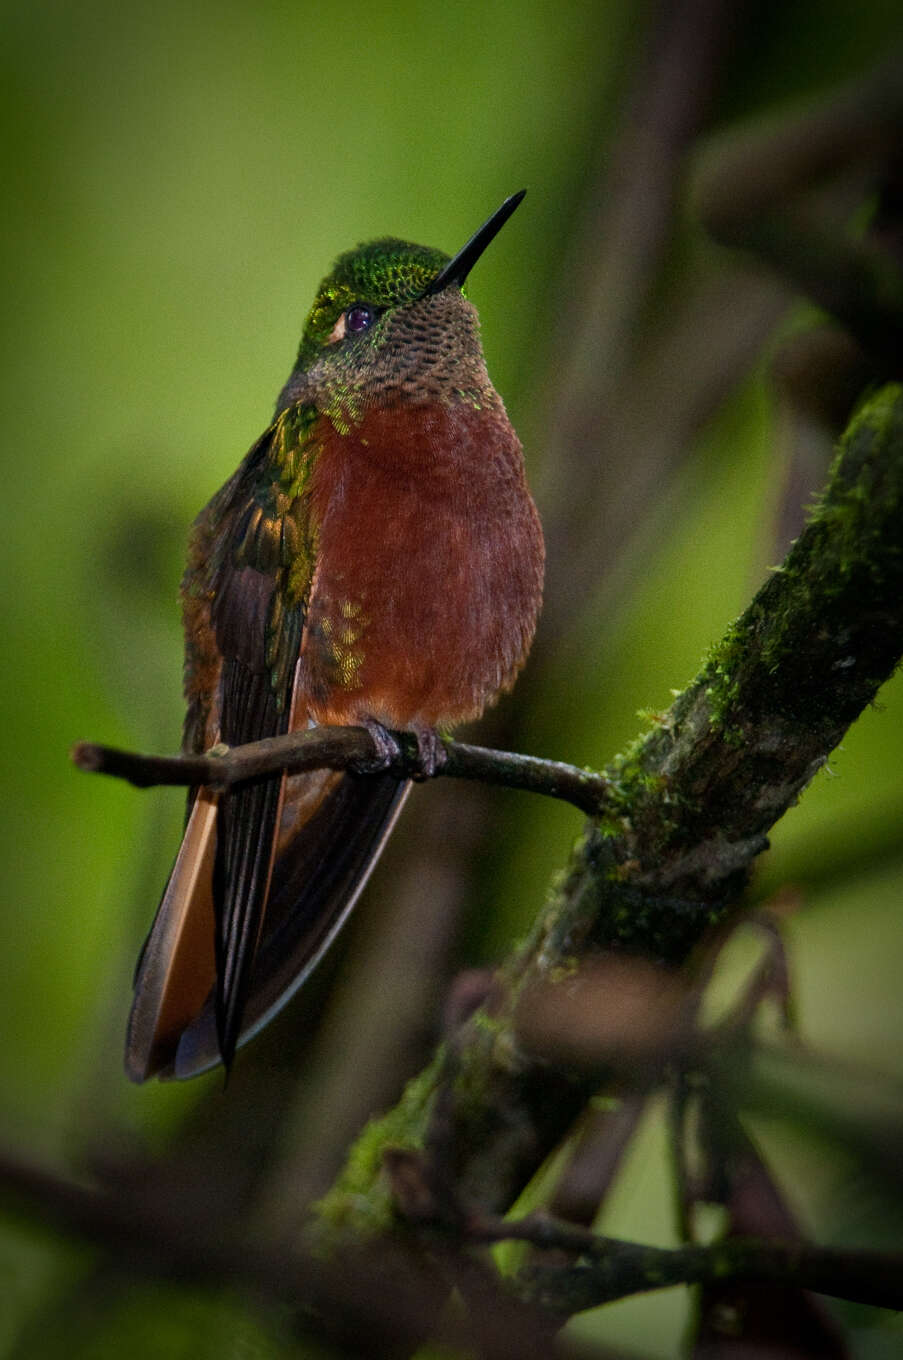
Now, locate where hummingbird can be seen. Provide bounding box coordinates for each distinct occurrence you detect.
[126,192,544,1082]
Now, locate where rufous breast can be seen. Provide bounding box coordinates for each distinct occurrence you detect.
[298,400,544,729]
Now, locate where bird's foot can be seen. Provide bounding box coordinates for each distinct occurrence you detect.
[355,719,404,774]
[354,719,447,780]
[410,724,448,781]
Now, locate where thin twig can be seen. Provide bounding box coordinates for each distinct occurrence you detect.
[70,728,611,818]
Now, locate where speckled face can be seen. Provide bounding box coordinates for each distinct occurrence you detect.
[276,239,495,419]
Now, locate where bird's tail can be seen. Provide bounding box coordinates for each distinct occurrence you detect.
[125,768,408,1082]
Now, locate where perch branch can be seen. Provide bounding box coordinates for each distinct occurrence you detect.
[71,729,610,819]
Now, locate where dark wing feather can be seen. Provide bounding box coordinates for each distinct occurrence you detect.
[127,417,308,1081]
[210,654,290,1070]
[245,769,410,1033]
[204,471,305,1071]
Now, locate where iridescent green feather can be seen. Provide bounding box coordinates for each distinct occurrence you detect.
[261,403,321,703]
[295,239,449,369]
[181,401,324,731]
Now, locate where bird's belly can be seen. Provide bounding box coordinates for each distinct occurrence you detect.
[301,525,527,728]
[299,405,543,730]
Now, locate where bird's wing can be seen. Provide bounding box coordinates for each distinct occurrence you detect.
[127,411,315,1081]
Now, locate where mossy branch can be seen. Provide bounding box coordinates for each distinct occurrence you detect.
[315,383,903,1237]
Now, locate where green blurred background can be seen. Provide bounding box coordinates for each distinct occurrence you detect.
[2,0,902,1355]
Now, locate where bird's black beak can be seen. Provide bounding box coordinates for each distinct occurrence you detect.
[420,190,526,298]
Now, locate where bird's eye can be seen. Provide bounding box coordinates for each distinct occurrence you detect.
[344,304,375,334]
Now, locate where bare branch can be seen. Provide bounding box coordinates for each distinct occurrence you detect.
[71,727,611,818]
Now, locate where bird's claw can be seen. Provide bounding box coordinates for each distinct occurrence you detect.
[354,720,447,780]
[410,724,447,781]
[355,719,404,774]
